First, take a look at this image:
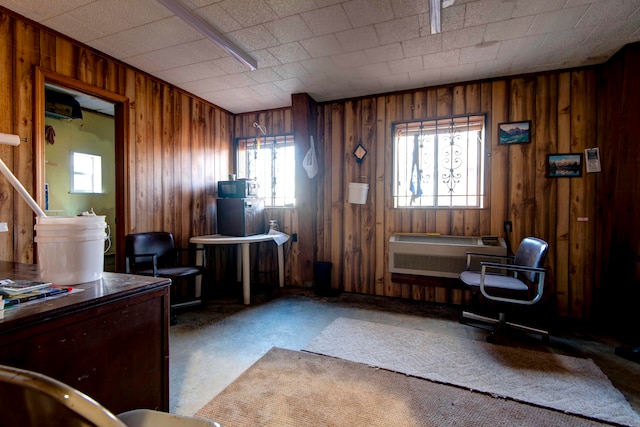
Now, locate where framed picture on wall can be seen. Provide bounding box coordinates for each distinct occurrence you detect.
[498,121,531,145]
[547,153,583,178]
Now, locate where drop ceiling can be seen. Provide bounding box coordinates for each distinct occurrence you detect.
[1,0,639,114]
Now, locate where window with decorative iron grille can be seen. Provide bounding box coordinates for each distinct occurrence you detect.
[392,114,486,208]
[236,134,295,207]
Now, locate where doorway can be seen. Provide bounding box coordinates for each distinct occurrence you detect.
[44,84,116,270]
[34,68,129,272]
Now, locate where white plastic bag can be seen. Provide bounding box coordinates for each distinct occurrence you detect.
[303,135,318,179]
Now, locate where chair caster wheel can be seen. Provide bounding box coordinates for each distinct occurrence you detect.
[486,335,496,344]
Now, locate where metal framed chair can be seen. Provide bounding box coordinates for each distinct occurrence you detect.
[459,236,549,343]
[125,232,206,310]
[0,364,218,427]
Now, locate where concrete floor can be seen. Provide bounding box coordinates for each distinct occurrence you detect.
[168,286,640,418]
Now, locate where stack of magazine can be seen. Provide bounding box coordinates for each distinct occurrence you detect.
[0,279,71,307]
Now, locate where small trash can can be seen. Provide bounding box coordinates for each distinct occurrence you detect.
[314,261,339,297]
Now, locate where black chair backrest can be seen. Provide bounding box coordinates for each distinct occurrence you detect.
[125,232,176,268]
[513,237,549,282]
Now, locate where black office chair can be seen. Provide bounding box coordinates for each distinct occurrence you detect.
[459,236,549,343]
[125,232,206,311]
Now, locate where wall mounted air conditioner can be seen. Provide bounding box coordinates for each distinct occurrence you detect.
[45,89,83,120]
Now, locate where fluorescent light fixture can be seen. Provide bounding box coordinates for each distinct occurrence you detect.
[157,0,257,70]
[429,0,441,34]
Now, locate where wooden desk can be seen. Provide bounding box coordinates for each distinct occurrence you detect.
[0,262,170,414]
[190,234,289,305]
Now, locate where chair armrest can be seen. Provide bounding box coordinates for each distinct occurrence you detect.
[479,263,546,305]
[480,262,545,274]
[465,252,514,270]
[125,253,159,276]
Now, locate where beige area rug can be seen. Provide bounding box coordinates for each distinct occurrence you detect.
[303,318,640,427]
[196,347,615,426]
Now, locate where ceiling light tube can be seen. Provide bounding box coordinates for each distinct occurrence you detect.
[429,0,442,34]
[157,0,257,70]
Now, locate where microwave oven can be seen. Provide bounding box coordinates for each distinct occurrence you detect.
[218,179,258,198]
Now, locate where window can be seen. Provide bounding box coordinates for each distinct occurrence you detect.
[236,134,295,207]
[392,115,486,208]
[71,151,102,193]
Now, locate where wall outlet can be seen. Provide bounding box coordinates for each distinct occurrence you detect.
[292,233,298,242]
[503,221,512,233]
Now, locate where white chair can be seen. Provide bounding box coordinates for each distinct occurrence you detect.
[0,364,219,427]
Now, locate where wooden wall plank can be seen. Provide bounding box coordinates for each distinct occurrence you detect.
[14,20,38,262]
[0,13,14,262]
[555,72,571,317]
[534,74,558,302]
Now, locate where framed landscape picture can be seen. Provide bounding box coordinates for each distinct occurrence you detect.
[547,153,583,178]
[498,121,531,145]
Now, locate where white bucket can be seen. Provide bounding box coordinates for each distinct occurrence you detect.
[34,216,107,285]
[348,182,369,204]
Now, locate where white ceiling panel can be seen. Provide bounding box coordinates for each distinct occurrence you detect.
[1,0,639,113]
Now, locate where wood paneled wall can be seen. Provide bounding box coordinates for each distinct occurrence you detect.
[235,69,601,320]
[314,71,599,320]
[595,44,640,326]
[0,9,233,266]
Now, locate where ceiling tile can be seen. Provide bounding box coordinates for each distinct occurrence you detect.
[409,67,443,86]
[459,42,501,64]
[0,0,93,21]
[265,15,315,44]
[154,61,227,84]
[124,39,227,72]
[388,56,424,74]
[442,26,487,50]
[439,62,477,84]
[92,16,202,58]
[374,16,420,45]
[40,14,108,44]
[219,0,279,27]
[301,4,353,36]
[423,49,460,69]
[211,56,253,74]
[230,25,280,51]
[332,50,371,69]
[265,0,319,17]
[497,34,546,59]
[401,34,443,57]
[271,62,311,79]
[196,3,243,33]
[268,42,311,64]
[336,26,380,51]
[464,0,517,27]
[442,4,466,31]
[246,68,282,84]
[343,0,394,27]
[250,82,286,96]
[577,0,640,27]
[484,16,535,42]
[512,0,567,18]
[300,34,344,57]
[389,0,429,18]
[100,0,172,28]
[365,43,405,63]
[527,5,590,35]
[273,77,304,92]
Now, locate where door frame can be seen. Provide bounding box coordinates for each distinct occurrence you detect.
[34,67,129,272]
